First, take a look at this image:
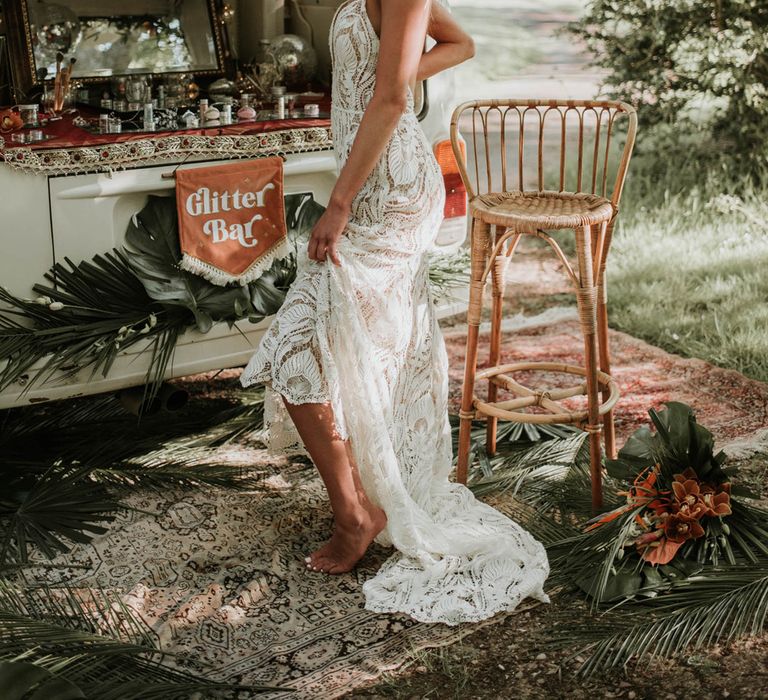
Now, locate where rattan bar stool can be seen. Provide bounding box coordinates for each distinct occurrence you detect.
[450,99,638,511]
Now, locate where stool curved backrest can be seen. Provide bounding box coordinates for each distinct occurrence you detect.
[449,99,638,214]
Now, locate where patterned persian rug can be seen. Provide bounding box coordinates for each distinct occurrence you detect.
[23,455,526,699]
[20,309,768,699]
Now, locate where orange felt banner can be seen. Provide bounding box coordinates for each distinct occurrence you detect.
[175,156,288,286]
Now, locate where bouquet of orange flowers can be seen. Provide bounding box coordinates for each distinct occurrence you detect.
[612,465,732,565]
[558,402,768,603]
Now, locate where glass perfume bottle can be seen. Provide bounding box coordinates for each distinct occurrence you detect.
[237,94,256,122]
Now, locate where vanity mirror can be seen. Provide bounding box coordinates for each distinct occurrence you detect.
[4,0,229,95]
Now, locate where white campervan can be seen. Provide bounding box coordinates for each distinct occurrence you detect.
[0,0,468,409]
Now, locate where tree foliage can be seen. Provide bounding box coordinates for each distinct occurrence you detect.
[567,0,768,174]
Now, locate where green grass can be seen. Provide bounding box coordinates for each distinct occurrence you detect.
[607,153,768,383]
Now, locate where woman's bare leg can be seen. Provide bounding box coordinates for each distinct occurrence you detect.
[281,396,387,574]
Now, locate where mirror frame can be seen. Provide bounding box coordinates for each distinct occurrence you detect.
[4,0,230,97]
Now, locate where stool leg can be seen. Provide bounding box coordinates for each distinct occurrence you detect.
[593,221,617,460]
[457,218,492,485]
[596,277,616,459]
[575,224,603,512]
[486,229,505,456]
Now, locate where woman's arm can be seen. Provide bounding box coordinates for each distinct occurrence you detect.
[417,3,475,81]
[307,0,431,266]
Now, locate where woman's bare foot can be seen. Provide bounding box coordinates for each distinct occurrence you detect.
[305,505,387,574]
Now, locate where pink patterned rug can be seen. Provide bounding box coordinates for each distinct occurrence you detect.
[442,315,768,445]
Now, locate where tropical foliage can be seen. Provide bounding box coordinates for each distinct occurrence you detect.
[0,189,471,694]
[464,401,768,675]
[0,194,297,411]
[0,386,287,698]
[0,194,469,413]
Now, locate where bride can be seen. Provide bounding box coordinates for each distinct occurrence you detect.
[240,0,551,625]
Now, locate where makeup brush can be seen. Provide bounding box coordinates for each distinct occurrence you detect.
[54,51,64,111]
[61,57,76,102]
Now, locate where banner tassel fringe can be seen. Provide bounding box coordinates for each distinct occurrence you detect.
[179,237,291,287]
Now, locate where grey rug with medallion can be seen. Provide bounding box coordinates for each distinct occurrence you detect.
[27,446,519,699]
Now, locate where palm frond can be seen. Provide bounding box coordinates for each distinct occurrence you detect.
[0,614,282,697]
[0,577,155,647]
[87,457,261,493]
[557,567,768,676]
[468,432,589,496]
[0,577,287,696]
[0,252,185,406]
[0,395,127,442]
[0,660,86,699]
[1,466,121,567]
[491,496,582,547]
[0,388,267,495]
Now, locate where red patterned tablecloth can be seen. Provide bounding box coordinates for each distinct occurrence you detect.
[1,101,332,151]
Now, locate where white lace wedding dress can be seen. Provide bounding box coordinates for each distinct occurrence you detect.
[240,0,551,625]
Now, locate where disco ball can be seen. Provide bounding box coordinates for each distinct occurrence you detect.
[32,2,79,54]
[267,34,317,91]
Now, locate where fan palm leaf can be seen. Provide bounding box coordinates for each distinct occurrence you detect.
[0,660,86,700]
[554,566,768,676]
[0,577,154,647]
[0,578,287,697]
[0,613,283,697]
[0,465,120,567]
[0,252,185,410]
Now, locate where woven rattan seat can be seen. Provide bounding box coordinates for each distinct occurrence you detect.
[450,99,638,512]
[471,190,615,232]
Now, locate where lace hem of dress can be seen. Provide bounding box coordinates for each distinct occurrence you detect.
[362,558,551,626]
[240,347,349,458]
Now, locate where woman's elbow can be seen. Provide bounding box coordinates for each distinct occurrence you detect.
[463,37,476,61]
[372,91,409,116]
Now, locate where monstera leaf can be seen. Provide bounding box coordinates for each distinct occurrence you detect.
[605,401,729,486]
[286,191,326,243]
[123,195,288,332]
[249,192,325,312]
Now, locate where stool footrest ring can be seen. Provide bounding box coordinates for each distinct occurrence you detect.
[470,361,619,425]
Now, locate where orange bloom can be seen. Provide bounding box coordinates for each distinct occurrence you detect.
[625,464,671,510]
[586,465,669,533]
[662,512,705,543]
[673,467,699,482]
[639,537,683,565]
[702,490,732,517]
[671,477,700,504]
[674,498,708,520]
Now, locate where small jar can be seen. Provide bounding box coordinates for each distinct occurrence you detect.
[182,110,199,128]
[204,106,221,126]
[18,104,39,127]
[237,94,256,121]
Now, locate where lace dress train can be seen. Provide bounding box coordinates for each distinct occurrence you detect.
[240,0,550,625]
